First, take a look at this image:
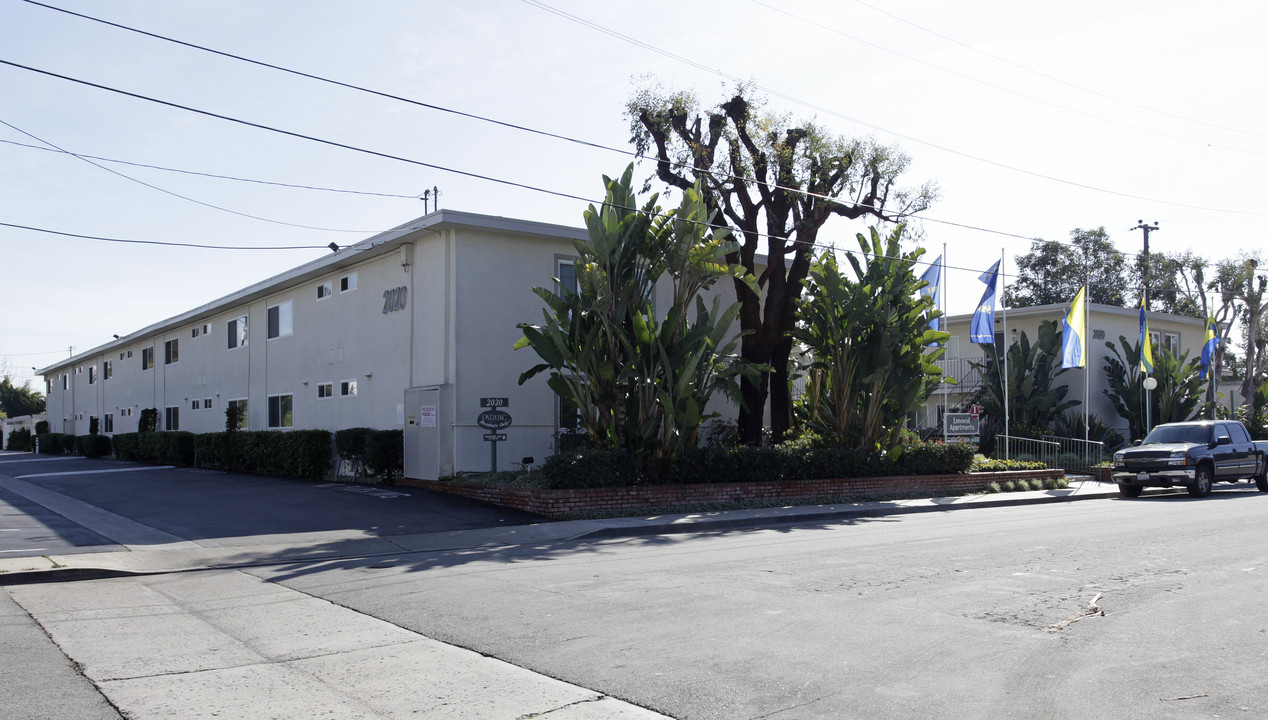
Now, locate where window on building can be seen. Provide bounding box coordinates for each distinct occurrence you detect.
[88,365,97,384]
[119,407,134,418]
[318,382,334,399]
[165,339,179,365]
[557,259,578,297]
[62,373,68,390]
[317,281,332,300]
[558,394,581,433]
[142,347,154,370]
[192,326,200,338]
[1164,332,1180,356]
[228,316,248,349]
[340,273,357,293]
[340,380,357,397]
[267,394,293,428]
[191,399,200,411]
[165,406,180,431]
[203,398,213,409]
[103,414,114,433]
[267,300,293,339]
[103,360,112,380]
[228,399,248,429]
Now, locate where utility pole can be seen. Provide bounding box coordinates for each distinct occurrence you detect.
[1132,221,1160,311]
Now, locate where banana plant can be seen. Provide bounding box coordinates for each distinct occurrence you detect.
[515,164,760,470]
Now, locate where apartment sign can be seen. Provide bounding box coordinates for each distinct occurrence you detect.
[945,413,979,436]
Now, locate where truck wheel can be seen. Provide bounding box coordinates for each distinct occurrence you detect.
[1256,474,1268,493]
[1188,466,1213,498]
[1118,484,1143,498]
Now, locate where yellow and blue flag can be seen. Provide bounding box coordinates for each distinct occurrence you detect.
[1061,286,1087,369]
[1200,315,1219,379]
[1138,299,1154,374]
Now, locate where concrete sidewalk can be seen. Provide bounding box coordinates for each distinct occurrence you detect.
[8,569,670,719]
[1,477,1124,584]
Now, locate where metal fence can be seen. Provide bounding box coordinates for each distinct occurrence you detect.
[998,434,1108,474]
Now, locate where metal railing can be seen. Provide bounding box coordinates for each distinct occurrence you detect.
[998,434,1108,474]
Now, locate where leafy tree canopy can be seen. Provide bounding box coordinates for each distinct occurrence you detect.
[1006,228,1126,308]
[0,376,45,418]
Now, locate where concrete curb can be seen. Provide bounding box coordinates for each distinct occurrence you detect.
[1,480,1130,586]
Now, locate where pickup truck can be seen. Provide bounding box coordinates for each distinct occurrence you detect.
[1111,420,1268,498]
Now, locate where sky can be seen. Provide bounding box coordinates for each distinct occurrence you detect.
[3,0,1266,392]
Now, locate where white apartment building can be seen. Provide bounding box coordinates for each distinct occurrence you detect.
[923,302,1211,439]
[38,210,627,480]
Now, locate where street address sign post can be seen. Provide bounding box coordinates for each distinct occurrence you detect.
[477,398,511,471]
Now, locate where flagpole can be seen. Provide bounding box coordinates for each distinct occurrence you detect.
[942,243,949,446]
[1001,248,1010,461]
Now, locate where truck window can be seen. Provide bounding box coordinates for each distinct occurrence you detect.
[1228,423,1252,444]
[1143,425,1212,444]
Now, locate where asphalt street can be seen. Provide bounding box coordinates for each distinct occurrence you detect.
[250,489,1268,720]
[4,449,1267,719]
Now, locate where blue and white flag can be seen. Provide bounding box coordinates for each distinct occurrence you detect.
[919,255,942,334]
[970,260,1001,344]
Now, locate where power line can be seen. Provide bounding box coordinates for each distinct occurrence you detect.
[0,137,420,199]
[22,0,1268,220]
[0,118,377,233]
[847,0,1268,141]
[0,221,330,250]
[749,0,1268,157]
[0,58,596,207]
[519,0,1268,217]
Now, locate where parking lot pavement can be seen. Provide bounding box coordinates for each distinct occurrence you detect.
[0,451,541,555]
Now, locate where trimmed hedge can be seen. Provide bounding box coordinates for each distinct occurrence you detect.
[541,442,975,489]
[194,430,333,481]
[111,431,196,465]
[364,429,404,483]
[5,427,32,451]
[74,434,112,459]
[36,433,70,454]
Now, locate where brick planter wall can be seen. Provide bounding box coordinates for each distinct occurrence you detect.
[401,469,1066,518]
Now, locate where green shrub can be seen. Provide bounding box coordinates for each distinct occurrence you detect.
[5,427,32,451]
[540,450,645,488]
[364,430,403,483]
[74,434,112,458]
[971,457,1047,472]
[195,430,332,480]
[335,427,374,462]
[541,440,975,488]
[35,420,49,435]
[36,433,65,454]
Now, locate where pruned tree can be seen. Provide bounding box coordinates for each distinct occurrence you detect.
[1006,228,1126,308]
[627,85,936,444]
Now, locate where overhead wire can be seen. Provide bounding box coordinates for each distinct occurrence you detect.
[748,0,1267,157]
[0,118,377,233]
[0,59,1199,277]
[0,5,1239,274]
[17,0,1268,226]
[517,0,1268,218]
[0,137,420,198]
[847,0,1268,141]
[0,221,332,250]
